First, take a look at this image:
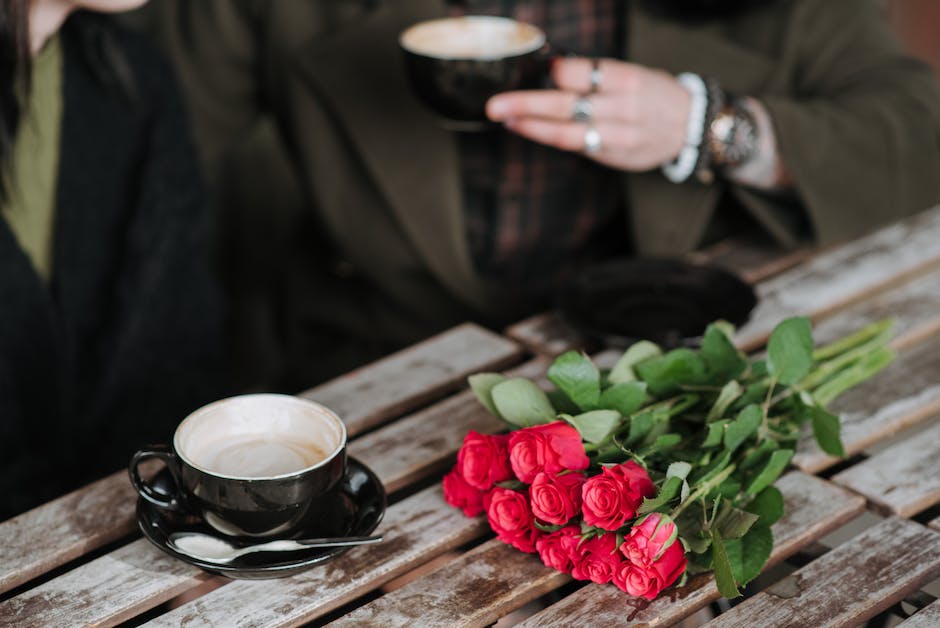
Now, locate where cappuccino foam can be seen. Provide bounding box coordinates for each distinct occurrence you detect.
[199,437,329,477]
[401,16,545,60]
[176,394,344,478]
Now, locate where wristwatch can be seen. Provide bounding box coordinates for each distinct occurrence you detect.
[707,99,758,170]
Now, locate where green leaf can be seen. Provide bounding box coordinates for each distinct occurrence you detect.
[598,382,648,416]
[650,433,681,452]
[809,406,845,457]
[745,486,784,527]
[703,421,730,448]
[701,324,747,383]
[638,476,683,514]
[724,526,773,585]
[624,411,655,447]
[546,389,581,415]
[490,378,556,428]
[714,503,760,540]
[467,373,507,418]
[706,381,743,423]
[767,317,814,385]
[724,404,762,454]
[547,351,601,410]
[608,341,663,384]
[745,449,794,495]
[667,461,693,481]
[710,529,740,598]
[635,349,708,396]
[565,410,621,444]
[739,439,780,471]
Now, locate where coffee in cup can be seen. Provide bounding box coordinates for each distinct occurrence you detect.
[399,16,549,126]
[129,394,347,538]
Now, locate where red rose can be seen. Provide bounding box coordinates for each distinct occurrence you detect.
[570,533,622,584]
[615,513,687,599]
[508,421,589,483]
[612,562,665,600]
[581,461,655,531]
[485,487,540,553]
[457,431,512,490]
[442,467,486,517]
[530,471,586,525]
[535,526,581,573]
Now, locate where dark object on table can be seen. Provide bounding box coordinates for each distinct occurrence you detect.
[558,258,757,348]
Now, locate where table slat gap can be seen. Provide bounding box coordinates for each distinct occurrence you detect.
[899,597,940,626]
[831,418,940,517]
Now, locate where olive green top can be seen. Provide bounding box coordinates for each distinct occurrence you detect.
[1,34,64,283]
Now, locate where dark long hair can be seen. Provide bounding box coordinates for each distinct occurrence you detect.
[0,0,30,195]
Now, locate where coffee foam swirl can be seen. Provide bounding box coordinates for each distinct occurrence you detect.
[401,16,545,60]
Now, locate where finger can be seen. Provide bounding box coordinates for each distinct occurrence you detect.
[488,91,625,123]
[503,117,619,155]
[552,57,641,95]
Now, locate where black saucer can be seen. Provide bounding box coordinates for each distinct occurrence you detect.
[137,457,386,579]
[558,258,757,348]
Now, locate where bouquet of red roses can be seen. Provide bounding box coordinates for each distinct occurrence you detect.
[443,317,894,600]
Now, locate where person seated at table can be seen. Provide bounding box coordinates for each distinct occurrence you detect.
[133,0,940,392]
[0,0,228,520]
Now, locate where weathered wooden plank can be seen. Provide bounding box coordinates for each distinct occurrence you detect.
[932,516,940,532]
[141,486,486,628]
[504,312,587,358]
[0,539,213,628]
[808,268,940,351]
[899,598,940,627]
[301,322,522,435]
[330,538,568,628]
[349,358,548,494]
[0,323,519,597]
[832,419,940,517]
[0,473,138,596]
[793,335,940,474]
[736,206,940,352]
[705,517,940,628]
[516,473,865,628]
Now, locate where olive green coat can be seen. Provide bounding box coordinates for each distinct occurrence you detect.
[140,0,940,383]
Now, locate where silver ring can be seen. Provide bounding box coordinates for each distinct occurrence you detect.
[589,58,602,93]
[572,96,593,122]
[583,126,601,155]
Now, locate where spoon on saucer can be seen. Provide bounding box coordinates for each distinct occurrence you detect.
[167,531,383,564]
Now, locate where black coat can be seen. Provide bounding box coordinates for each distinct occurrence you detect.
[0,15,226,520]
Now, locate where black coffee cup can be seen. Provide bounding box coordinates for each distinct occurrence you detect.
[129,394,347,538]
[400,16,550,128]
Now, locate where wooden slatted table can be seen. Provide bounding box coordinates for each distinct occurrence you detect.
[3,207,940,627]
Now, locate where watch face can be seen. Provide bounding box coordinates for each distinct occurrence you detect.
[709,102,757,167]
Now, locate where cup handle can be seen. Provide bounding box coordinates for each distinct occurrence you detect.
[128,445,186,513]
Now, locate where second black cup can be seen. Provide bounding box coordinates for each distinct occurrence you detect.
[400,16,549,127]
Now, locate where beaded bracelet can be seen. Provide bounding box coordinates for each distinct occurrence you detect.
[661,72,709,184]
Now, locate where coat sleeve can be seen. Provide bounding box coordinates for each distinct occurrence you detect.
[747,0,940,246]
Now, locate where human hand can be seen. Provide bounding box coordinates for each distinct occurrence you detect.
[486,58,691,172]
